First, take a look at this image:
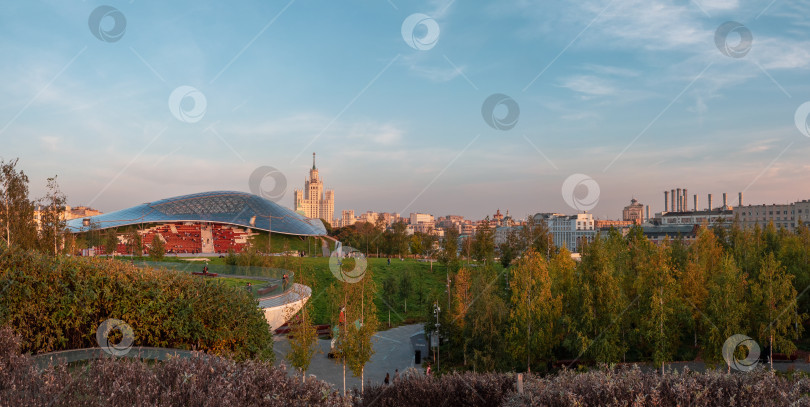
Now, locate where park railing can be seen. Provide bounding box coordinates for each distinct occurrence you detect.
[133,261,294,300]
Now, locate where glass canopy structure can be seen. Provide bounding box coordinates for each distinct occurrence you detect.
[66,191,327,236]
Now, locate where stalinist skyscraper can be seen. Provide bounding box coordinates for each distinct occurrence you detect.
[294,153,334,222]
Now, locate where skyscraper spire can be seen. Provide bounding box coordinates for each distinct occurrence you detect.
[312,152,316,170]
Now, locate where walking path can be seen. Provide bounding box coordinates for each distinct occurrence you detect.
[273,323,425,391]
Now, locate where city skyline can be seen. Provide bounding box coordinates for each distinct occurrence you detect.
[2,1,809,220]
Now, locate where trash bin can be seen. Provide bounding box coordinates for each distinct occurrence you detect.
[415,350,421,364]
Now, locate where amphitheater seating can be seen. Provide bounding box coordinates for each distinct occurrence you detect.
[98,222,256,255]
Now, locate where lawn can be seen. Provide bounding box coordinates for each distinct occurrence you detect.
[120,250,499,328]
[301,257,452,327]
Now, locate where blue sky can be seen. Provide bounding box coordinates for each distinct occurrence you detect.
[1,0,809,220]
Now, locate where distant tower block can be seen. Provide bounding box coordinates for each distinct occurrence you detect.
[664,191,669,212]
[293,152,335,222]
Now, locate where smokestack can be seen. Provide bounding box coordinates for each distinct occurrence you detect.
[739,192,743,207]
[694,194,698,212]
[676,188,681,211]
[645,205,650,223]
[723,193,727,208]
[708,194,713,211]
[671,189,676,213]
[664,191,669,212]
[683,188,688,212]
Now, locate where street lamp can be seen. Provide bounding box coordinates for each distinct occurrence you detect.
[433,301,441,372]
[267,215,283,254]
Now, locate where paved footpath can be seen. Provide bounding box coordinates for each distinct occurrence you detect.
[273,324,425,391]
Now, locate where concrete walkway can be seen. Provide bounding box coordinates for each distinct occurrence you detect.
[273,324,425,391]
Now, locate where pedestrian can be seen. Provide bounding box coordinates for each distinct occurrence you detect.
[387,257,390,265]
[203,264,208,274]
[393,369,399,382]
[384,372,390,385]
[283,273,289,288]
[426,363,431,376]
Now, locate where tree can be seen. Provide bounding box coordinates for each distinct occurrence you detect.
[104,229,119,255]
[704,255,749,369]
[398,268,412,313]
[37,176,67,255]
[464,265,509,372]
[334,264,378,392]
[633,241,683,372]
[571,236,627,364]
[521,215,553,258]
[498,227,520,269]
[439,227,459,271]
[391,220,409,257]
[285,266,319,382]
[681,228,724,347]
[127,230,143,257]
[381,274,397,326]
[0,159,36,250]
[472,217,495,263]
[149,233,166,260]
[409,233,423,257]
[450,266,473,366]
[750,253,805,368]
[507,249,561,373]
[548,246,578,358]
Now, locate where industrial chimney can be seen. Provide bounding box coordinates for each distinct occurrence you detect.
[694,194,698,212]
[683,188,688,212]
[708,194,713,211]
[671,189,676,213]
[676,188,681,211]
[739,192,743,207]
[723,193,727,208]
[664,191,669,212]
[646,205,650,223]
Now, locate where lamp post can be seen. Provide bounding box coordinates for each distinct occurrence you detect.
[267,215,282,254]
[433,301,441,373]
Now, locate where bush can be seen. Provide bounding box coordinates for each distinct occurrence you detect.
[0,247,272,360]
[354,369,515,407]
[0,326,345,406]
[504,365,810,407]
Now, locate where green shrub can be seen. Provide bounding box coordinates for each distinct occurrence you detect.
[0,247,272,360]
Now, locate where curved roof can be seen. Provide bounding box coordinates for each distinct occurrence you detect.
[66,191,326,236]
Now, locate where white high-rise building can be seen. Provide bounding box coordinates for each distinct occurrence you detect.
[533,213,595,253]
[294,153,334,222]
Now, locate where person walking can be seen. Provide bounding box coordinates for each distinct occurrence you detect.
[393,369,399,382]
[426,363,432,376]
[384,373,390,385]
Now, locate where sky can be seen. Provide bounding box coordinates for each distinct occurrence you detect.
[1,0,809,221]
